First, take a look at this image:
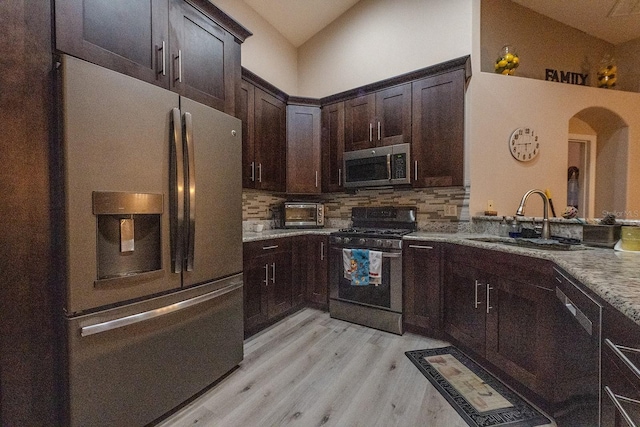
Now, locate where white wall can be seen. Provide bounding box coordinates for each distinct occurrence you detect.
[481,0,613,84]
[209,0,299,94]
[616,37,640,93]
[468,1,640,219]
[297,0,473,98]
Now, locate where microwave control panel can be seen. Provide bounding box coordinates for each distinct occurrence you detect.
[393,153,407,179]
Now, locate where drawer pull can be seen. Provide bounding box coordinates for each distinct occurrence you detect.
[605,338,640,381]
[474,280,481,309]
[262,245,279,250]
[604,386,640,427]
[408,245,433,250]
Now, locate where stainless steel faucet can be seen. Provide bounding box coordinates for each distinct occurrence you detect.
[516,189,551,239]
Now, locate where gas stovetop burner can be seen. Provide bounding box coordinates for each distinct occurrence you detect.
[336,228,413,237]
[330,206,417,249]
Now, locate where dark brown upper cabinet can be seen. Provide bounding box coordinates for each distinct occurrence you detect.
[169,0,241,113]
[411,69,465,187]
[344,84,411,152]
[240,77,287,192]
[286,103,322,194]
[55,0,251,115]
[321,102,345,192]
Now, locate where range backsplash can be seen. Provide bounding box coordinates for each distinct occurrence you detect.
[243,186,470,232]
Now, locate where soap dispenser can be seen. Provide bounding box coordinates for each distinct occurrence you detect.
[499,216,509,237]
[509,218,521,238]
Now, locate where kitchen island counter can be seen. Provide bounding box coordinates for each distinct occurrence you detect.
[406,232,640,327]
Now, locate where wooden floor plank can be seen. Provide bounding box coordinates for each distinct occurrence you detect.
[156,308,556,427]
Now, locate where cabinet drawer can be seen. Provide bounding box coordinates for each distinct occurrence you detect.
[602,341,640,426]
[244,238,292,259]
[602,300,640,426]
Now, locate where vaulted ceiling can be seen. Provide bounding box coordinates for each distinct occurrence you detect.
[243,0,640,47]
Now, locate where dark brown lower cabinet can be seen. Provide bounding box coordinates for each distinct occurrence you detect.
[243,239,293,335]
[601,304,640,426]
[403,241,442,336]
[442,245,557,401]
[484,273,556,399]
[304,235,329,309]
[244,235,329,336]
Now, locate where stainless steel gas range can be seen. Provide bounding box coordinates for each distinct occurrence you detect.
[329,206,417,335]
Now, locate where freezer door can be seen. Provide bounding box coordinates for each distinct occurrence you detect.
[180,97,243,287]
[62,55,182,314]
[66,274,244,427]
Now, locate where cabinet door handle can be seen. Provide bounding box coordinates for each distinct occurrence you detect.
[320,241,325,260]
[338,168,342,186]
[486,284,493,314]
[474,280,481,309]
[386,154,392,180]
[250,162,255,182]
[258,163,262,183]
[605,338,640,381]
[271,262,276,284]
[408,245,433,250]
[377,121,381,141]
[414,160,418,181]
[604,386,640,427]
[157,41,166,76]
[262,245,278,250]
[264,264,269,287]
[174,49,182,83]
[369,123,373,142]
[315,170,318,188]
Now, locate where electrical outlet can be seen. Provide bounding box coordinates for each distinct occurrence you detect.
[444,205,457,217]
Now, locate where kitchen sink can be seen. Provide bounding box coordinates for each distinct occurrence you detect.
[466,236,589,251]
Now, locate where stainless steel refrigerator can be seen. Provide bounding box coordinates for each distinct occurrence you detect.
[60,54,243,427]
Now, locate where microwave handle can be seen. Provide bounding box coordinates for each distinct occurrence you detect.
[387,154,392,180]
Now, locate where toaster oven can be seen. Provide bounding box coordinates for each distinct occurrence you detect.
[282,202,325,228]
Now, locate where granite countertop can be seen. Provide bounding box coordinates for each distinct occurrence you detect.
[243,229,640,326]
[243,228,338,242]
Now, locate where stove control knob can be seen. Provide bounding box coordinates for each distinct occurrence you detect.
[358,238,366,246]
[334,237,342,244]
[384,240,394,248]
[375,239,383,247]
[343,237,350,245]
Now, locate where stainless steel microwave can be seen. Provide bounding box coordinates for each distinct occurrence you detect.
[343,143,411,188]
[282,202,325,228]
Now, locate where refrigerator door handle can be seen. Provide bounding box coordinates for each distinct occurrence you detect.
[80,281,243,337]
[183,111,196,271]
[170,108,185,273]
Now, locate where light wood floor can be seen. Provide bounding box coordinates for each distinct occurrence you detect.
[156,308,555,427]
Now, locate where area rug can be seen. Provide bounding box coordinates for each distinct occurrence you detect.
[405,346,551,427]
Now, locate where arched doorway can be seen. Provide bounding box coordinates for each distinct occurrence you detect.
[568,107,629,219]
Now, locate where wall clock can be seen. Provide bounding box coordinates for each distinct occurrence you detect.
[509,127,540,162]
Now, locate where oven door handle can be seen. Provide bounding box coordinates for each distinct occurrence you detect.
[330,246,401,258]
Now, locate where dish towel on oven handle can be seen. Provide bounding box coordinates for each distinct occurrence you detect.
[343,249,382,286]
[369,250,382,285]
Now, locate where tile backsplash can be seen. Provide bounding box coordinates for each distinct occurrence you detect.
[243,186,470,232]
